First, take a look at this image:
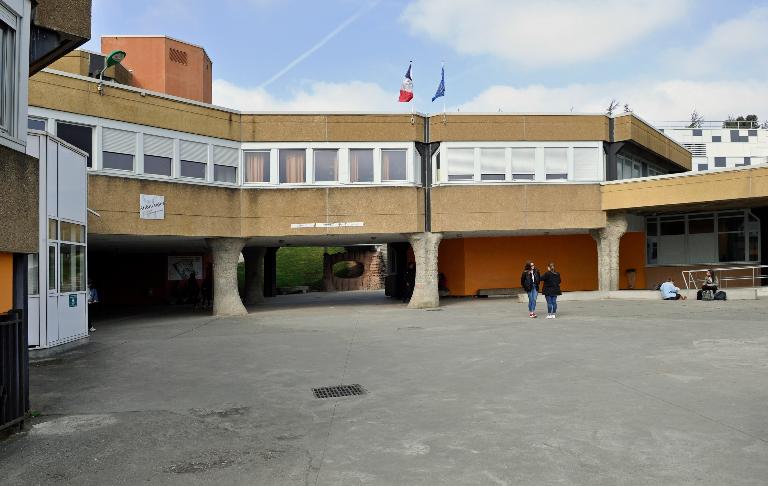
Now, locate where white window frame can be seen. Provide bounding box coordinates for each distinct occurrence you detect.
[435,141,602,184]
[0,1,27,152]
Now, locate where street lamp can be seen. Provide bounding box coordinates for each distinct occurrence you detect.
[97,50,127,95]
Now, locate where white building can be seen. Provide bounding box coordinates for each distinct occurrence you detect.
[657,121,768,172]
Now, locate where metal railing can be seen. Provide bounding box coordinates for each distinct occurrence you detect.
[655,120,764,129]
[0,310,28,433]
[682,265,768,290]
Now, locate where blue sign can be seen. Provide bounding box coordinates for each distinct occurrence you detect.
[69,294,77,307]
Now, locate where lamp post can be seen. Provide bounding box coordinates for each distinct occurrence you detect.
[97,50,126,95]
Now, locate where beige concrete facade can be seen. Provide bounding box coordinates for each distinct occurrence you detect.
[613,115,691,170]
[0,146,39,254]
[430,185,605,233]
[88,175,425,239]
[602,166,768,211]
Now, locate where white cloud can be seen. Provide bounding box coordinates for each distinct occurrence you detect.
[459,79,768,121]
[212,79,401,111]
[402,0,690,67]
[666,6,768,76]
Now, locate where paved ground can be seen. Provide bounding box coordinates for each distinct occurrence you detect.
[2,291,768,485]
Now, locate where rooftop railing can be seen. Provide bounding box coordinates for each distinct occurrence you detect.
[655,120,765,130]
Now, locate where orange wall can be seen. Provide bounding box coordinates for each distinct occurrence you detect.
[619,232,647,290]
[102,37,166,92]
[101,37,212,103]
[439,235,599,296]
[0,252,13,313]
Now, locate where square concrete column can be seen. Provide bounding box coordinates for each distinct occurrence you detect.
[590,214,628,291]
[242,247,266,305]
[408,232,443,309]
[206,237,248,316]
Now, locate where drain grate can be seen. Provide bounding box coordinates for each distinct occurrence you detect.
[312,384,366,399]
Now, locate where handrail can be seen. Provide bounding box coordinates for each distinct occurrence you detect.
[655,120,764,129]
[681,265,768,290]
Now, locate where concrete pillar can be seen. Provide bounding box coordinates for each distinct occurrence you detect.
[590,214,628,291]
[242,247,266,305]
[206,237,247,316]
[407,232,443,309]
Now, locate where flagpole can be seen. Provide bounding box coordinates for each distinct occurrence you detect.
[410,60,415,124]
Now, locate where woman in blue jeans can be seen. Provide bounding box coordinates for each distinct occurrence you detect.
[520,261,541,318]
[541,262,562,319]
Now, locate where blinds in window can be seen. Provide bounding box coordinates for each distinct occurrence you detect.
[213,145,238,167]
[144,134,173,158]
[102,128,136,154]
[180,140,207,162]
[573,147,599,181]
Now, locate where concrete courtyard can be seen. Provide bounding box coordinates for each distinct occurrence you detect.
[2,291,768,485]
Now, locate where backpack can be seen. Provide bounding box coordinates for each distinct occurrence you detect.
[714,290,727,301]
[701,289,715,301]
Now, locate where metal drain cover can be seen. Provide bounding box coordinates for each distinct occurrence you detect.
[313,384,366,399]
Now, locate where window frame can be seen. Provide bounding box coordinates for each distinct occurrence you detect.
[0,5,20,147]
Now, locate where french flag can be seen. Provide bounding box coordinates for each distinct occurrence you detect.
[398,63,413,102]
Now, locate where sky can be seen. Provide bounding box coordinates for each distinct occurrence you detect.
[83,0,768,120]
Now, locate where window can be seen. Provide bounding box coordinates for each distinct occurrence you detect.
[180,140,207,179]
[48,218,58,239]
[48,245,56,291]
[214,165,237,183]
[244,151,270,183]
[511,148,535,180]
[143,134,173,176]
[59,222,86,293]
[56,122,93,167]
[647,210,759,265]
[544,148,567,180]
[102,127,136,171]
[180,160,206,179]
[28,117,46,131]
[213,145,238,183]
[447,148,474,181]
[0,15,16,137]
[480,148,505,181]
[28,254,39,295]
[279,149,306,183]
[573,147,599,180]
[381,149,406,181]
[60,222,85,243]
[60,244,85,292]
[349,149,373,183]
[314,149,339,182]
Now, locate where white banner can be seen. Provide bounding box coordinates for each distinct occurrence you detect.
[140,194,165,220]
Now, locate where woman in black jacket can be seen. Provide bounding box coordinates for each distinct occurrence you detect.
[520,261,541,318]
[541,262,562,319]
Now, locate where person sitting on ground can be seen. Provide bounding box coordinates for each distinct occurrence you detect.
[697,269,719,300]
[659,277,687,300]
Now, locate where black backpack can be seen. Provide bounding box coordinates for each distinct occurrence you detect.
[714,290,727,301]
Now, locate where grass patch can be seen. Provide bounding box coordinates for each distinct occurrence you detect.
[237,247,345,292]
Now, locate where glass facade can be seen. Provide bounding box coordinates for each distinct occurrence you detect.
[646,210,760,265]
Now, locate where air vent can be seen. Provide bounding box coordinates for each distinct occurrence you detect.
[169,48,188,65]
[683,143,706,156]
[313,384,366,399]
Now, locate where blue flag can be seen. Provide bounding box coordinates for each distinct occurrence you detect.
[432,66,445,102]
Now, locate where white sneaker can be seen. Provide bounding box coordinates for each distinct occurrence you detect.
[546,314,553,319]
[551,315,557,319]
[89,327,95,332]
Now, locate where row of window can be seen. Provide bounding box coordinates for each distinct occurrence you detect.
[29,117,412,185]
[615,153,667,180]
[439,145,603,183]
[646,210,760,265]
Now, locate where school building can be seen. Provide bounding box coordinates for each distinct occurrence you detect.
[17,35,767,331]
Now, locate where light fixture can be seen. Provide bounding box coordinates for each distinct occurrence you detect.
[97,50,127,95]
